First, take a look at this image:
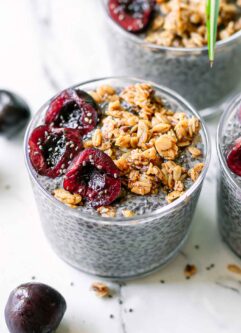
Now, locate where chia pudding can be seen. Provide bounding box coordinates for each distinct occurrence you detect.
[217,94,241,257]
[24,77,210,279]
[103,0,241,117]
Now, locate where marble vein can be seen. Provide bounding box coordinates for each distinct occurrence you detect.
[117,283,128,333]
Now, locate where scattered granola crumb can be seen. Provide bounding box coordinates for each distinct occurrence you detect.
[91,282,110,298]
[184,264,197,278]
[122,209,136,217]
[53,188,82,208]
[227,264,241,274]
[97,206,117,218]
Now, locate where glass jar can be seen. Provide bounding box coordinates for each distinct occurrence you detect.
[217,94,241,257]
[101,0,241,118]
[24,77,210,279]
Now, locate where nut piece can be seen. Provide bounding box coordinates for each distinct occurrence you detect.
[155,134,178,160]
[97,206,117,217]
[188,163,204,181]
[137,120,149,146]
[53,188,82,208]
[92,129,102,147]
[91,282,110,298]
[166,190,184,203]
[188,146,202,158]
[89,91,103,104]
[184,264,197,278]
[152,123,171,133]
[122,209,136,217]
[227,264,241,275]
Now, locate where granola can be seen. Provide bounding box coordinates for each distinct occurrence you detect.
[184,264,197,278]
[85,83,204,205]
[53,188,82,208]
[45,83,204,214]
[145,0,241,47]
[97,206,117,217]
[227,263,241,274]
[122,209,136,217]
[91,282,110,297]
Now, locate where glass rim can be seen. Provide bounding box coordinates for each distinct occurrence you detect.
[24,76,211,225]
[101,0,241,54]
[217,93,241,191]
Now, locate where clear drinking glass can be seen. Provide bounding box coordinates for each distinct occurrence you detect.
[101,0,241,118]
[217,94,241,257]
[24,77,210,279]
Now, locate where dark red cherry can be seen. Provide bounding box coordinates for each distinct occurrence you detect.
[28,125,83,178]
[4,283,66,333]
[0,90,30,137]
[108,0,155,32]
[63,148,121,207]
[227,138,241,176]
[45,89,99,135]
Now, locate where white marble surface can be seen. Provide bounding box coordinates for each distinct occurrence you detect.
[1,1,241,333]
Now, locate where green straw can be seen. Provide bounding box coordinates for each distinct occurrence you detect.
[206,0,220,66]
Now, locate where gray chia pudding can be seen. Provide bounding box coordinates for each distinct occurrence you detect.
[103,0,241,117]
[217,94,241,257]
[25,77,210,279]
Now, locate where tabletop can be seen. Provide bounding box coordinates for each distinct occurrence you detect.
[1,1,241,333]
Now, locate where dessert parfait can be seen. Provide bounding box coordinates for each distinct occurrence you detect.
[25,77,210,279]
[103,0,241,117]
[217,94,241,257]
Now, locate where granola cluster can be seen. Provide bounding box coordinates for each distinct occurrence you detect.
[145,0,241,47]
[83,83,204,206]
[53,188,82,208]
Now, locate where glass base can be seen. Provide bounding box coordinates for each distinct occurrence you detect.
[48,230,191,281]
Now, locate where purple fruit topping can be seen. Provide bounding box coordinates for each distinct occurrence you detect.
[109,0,155,33]
[28,125,83,178]
[227,138,241,177]
[63,148,121,207]
[45,89,99,135]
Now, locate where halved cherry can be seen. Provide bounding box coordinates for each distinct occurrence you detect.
[63,148,121,207]
[108,0,155,33]
[227,138,241,176]
[45,89,99,135]
[28,125,83,178]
